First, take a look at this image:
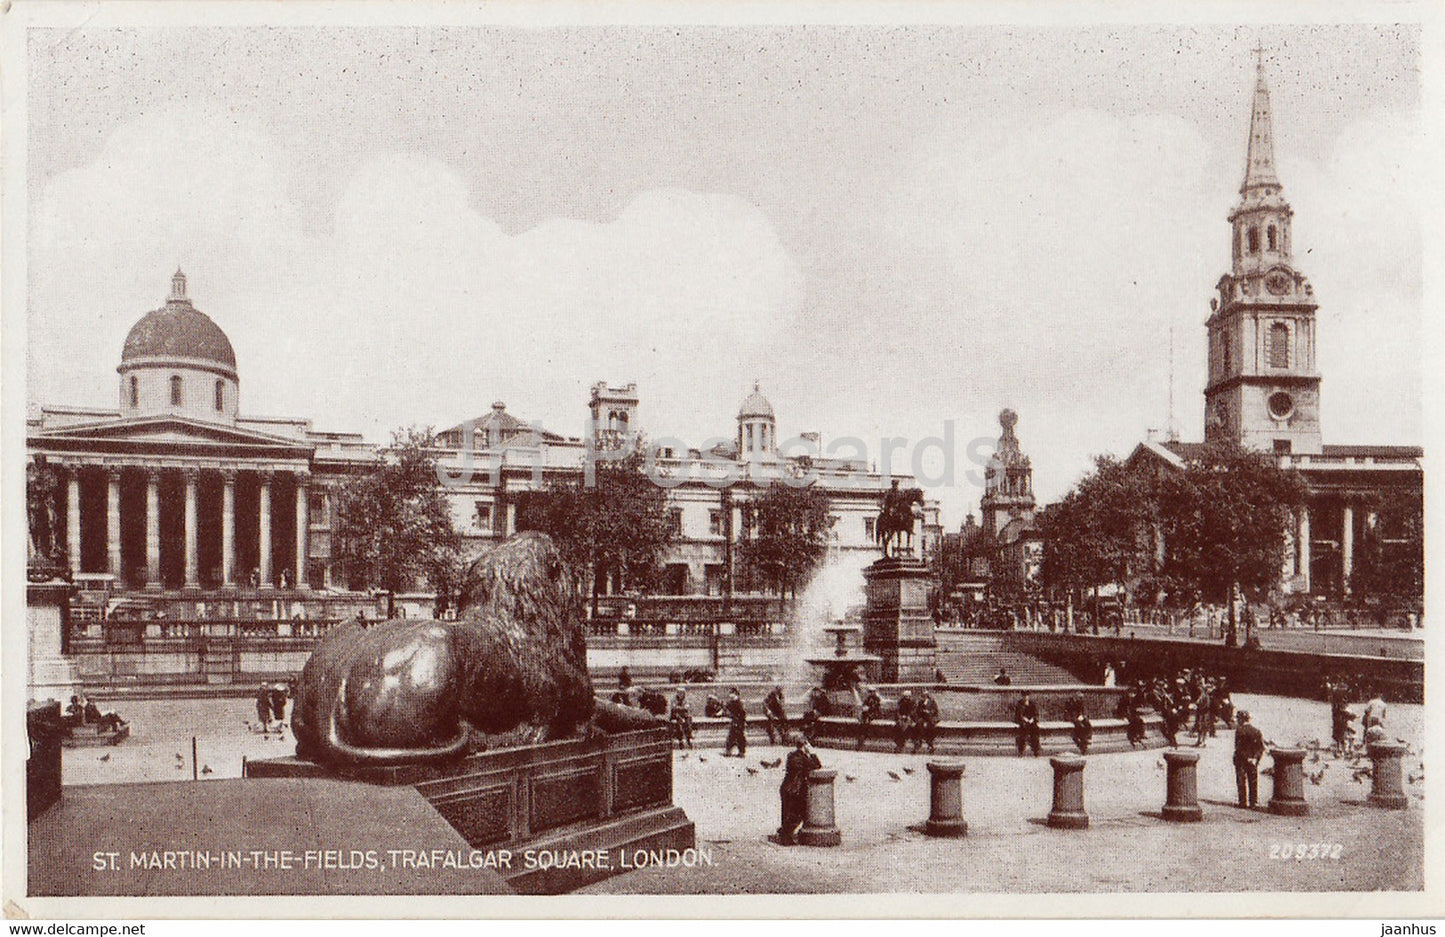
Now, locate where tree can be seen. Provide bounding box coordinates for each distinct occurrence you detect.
[333,427,462,605]
[1158,442,1307,605]
[737,481,831,608]
[513,448,673,614]
[1040,455,1153,598]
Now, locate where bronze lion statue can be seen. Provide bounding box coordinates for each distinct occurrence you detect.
[292,532,601,766]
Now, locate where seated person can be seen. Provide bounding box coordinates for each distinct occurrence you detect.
[64,695,85,728]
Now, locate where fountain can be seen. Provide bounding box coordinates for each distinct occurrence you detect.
[805,624,882,700]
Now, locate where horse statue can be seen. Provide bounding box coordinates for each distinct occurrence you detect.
[875,480,925,557]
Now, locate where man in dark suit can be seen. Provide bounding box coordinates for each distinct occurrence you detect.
[1014,692,1040,756]
[723,688,748,757]
[913,689,940,753]
[763,686,788,744]
[778,734,822,845]
[894,690,916,753]
[1234,709,1266,808]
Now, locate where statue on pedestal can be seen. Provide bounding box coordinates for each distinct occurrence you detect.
[26,456,67,582]
[875,479,925,558]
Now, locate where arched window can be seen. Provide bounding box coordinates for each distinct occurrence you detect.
[1269,322,1290,369]
[1247,227,1260,254]
[214,379,225,411]
[129,376,138,408]
[618,411,629,431]
[1267,225,1278,252]
[170,375,183,406]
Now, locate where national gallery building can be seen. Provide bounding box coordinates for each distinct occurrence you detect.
[28,270,934,630]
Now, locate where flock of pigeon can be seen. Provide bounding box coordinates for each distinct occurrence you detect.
[677,750,960,786]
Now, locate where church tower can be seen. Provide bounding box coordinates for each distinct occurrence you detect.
[1203,52,1322,455]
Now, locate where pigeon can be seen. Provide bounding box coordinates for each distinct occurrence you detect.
[1408,772,1423,784]
[175,753,184,761]
[746,767,759,776]
[760,758,782,769]
[1352,767,1373,784]
[174,763,183,770]
[678,752,689,760]
[886,770,902,781]
[201,765,213,775]
[1155,759,1166,769]
[698,756,708,763]
[844,775,857,783]
[98,753,110,762]
[902,766,915,775]
[1309,751,1321,764]
[1306,768,1325,786]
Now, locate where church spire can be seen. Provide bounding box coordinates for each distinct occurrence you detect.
[1241,47,1281,194]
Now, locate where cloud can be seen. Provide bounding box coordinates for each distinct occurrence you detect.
[28,108,805,448]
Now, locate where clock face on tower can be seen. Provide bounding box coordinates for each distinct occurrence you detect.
[1265,268,1292,296]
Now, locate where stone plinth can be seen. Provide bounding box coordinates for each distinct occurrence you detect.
[1268,748,1310,817]
[27,579,78,704]
[1047,754,1088,829]
[1161,750,1203,822]
[863,556,936,683]
[246,727,693,893]
[797,769,842,847]
[1367,741,1409,810]
[924,761,968,837]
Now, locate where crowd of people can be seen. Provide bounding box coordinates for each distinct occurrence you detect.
[1112,667,1236,750]
[64,694,127,733]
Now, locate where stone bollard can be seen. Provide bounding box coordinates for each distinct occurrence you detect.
[1267,748,1309,816]
[1367,741,1409,809]
[1047,754,1088,829]
[1161,750,1203,822]
[924,762,968,837]
[797,769,842,846]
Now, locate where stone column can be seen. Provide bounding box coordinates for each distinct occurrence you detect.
[66,468,82,577]
[1047,754,1089,829]
[1341,502,1354,594]
[183,468,200,590]
[258,470,273,588]
[294,472,310,590]
[505,502,517,538]
[1161,750,1203,822]
[797,769,842,846]
[924,761,968,837]
[1367,741,1409,809]
[1267,748,1309,816]
[221,470,236,589]
[144,470,161,590]
[106,467,122,577]
[1297,507,1311,593]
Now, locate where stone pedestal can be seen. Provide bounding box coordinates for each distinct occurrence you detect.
[1367,742,1409,809]
[797,769,842,847]
[1268,748,1310,816]
[863,556,936,683]
[1161,750,1203,822]
[27,579,78,704]
[924,761,968,837]
[1047,754,1088,829]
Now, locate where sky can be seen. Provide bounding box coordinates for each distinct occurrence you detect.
[23,20,1424,527]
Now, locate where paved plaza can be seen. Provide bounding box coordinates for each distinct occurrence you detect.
[49,691,1423,894]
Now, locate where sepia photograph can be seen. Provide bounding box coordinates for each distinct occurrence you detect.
[3,0,1435,919]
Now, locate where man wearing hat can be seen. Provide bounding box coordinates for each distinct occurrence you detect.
[1233,710,1266,808]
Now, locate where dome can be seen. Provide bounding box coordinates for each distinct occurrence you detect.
[119,270,237,378]
[738,381,775,420]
